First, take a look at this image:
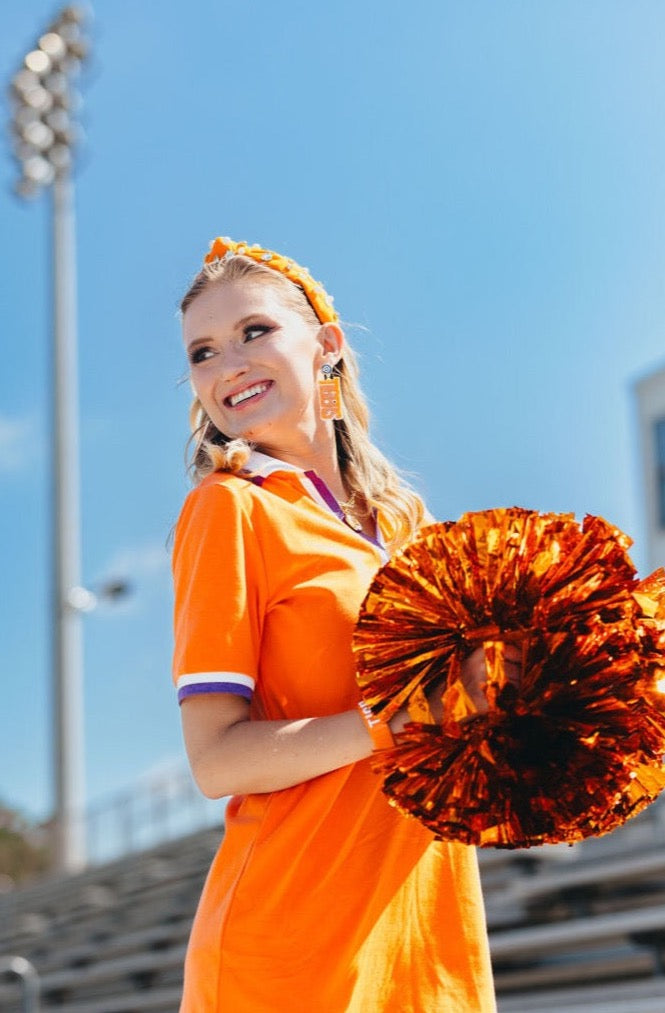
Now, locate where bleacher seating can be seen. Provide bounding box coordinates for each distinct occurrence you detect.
[483,801,665,1012]
[0,826,222,1012]
[1,803,665,1011]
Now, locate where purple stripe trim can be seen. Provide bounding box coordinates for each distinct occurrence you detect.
[305,470,346,521]
[243,473,266,486]
[305,470,384,552]
[177,682,253,704]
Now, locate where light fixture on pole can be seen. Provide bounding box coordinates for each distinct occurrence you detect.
[9,5,91,874]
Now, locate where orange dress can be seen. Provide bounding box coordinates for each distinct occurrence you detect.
[172,452,496,1013]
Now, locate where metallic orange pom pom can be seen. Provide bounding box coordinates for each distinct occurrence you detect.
[354,509,665,848]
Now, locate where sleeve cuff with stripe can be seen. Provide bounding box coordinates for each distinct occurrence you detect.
[176,672,255,704]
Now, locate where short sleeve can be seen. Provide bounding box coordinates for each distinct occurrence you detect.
[171,479,267,705]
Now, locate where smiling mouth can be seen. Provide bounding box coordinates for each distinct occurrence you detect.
[225,381,273,408]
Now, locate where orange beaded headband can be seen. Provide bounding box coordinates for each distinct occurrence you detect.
[204,236,339,325]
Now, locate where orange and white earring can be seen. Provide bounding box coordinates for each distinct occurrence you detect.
[318,363,343,421]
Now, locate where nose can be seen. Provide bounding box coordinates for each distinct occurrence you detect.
[215,344,249,386]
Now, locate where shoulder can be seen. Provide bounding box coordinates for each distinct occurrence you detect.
[177,470,256,521]
[192,469,254,498]
[172,471,259,560]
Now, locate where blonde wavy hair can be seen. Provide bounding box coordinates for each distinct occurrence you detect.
[180,255,426,552]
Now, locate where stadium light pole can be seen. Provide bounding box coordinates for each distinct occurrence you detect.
[8,5,90,874]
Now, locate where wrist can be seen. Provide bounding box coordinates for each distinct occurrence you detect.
[357,700,395,751]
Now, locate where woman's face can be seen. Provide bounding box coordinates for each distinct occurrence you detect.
[183,279,343,460]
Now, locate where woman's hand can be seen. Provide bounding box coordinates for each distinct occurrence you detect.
[423,644,522,725]
[181,645,523,798]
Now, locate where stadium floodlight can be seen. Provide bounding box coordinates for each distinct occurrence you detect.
[8,5,91,875]
[9,6,88,199]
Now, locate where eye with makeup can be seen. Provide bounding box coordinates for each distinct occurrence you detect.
[188,345,215,365]
[187,322,273,366]
[243,323,272,342]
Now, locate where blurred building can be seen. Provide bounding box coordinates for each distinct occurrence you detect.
[634,363,665,571]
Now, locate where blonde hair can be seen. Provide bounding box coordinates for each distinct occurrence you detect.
[180,255,426,552]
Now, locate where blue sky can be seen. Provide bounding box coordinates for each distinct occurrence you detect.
[2,0,665,825]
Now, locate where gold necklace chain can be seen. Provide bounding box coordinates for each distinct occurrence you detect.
[339,493,365,532]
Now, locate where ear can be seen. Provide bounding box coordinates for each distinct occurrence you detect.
[317,322,345,364]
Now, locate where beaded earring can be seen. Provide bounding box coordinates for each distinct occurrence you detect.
[318,363,343,421]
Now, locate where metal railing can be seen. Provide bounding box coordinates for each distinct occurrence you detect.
[84,762,226,865]
[0,956,40,1013]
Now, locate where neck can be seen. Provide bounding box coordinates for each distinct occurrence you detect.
[257,431,347,501]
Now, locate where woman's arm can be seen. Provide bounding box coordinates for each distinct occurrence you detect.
[181,648,500,798]
[181,694,389,797]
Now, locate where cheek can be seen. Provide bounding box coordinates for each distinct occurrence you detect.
[291,351,319,388]
[192,378,223,426]
[290,370,317,404]
[191,376,211,409]
[191,362,220,397]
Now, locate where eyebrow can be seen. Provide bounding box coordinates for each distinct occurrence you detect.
[186,313,272,350]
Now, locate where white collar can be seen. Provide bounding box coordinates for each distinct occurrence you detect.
[244,450,304,478]
[243,450,388,560]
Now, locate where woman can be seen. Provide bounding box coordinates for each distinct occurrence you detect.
[172,236,497,1012]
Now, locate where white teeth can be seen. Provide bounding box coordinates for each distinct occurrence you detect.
[229,382,269,407]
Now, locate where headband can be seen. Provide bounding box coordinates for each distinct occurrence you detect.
[204,236,339,325]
